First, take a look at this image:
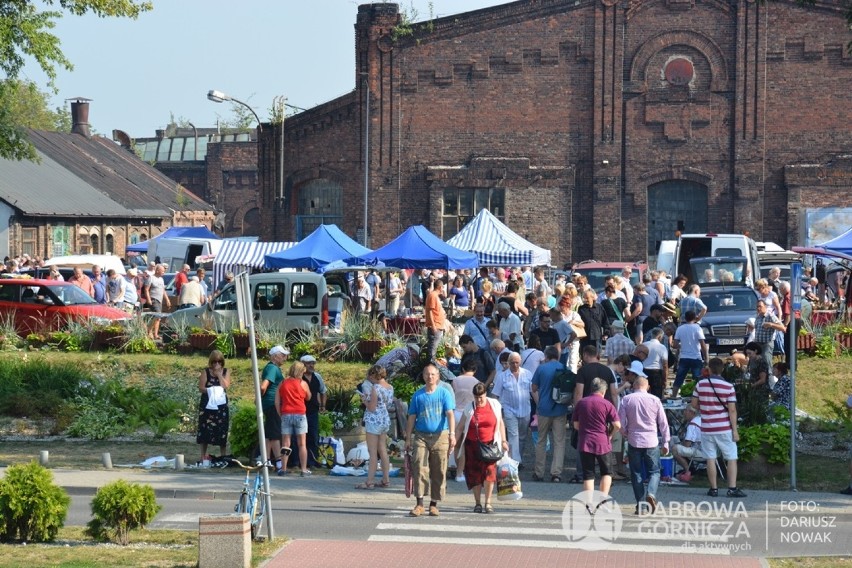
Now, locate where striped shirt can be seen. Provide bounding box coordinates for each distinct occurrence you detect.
[694,376,736,434]
[679,295,706,321]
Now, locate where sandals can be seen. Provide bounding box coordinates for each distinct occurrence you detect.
[355,482,375,489]
[484,504,494,514]
[473,504,483,513]
[568,475,583,484]
[379,480,390,488]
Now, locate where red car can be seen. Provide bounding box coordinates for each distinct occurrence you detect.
[0,278,129,335]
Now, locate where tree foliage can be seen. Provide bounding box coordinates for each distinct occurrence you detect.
[0,0,152,160]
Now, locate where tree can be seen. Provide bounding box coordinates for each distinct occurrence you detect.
[0,0,152,160]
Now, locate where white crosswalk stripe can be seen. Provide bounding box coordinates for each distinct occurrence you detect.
[369,508,733,554]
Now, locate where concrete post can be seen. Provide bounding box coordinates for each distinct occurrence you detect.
[198,514,251,568]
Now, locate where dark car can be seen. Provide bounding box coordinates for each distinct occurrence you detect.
[697,284,759,355]
[0,278,129,335]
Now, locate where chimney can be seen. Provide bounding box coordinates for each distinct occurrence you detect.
[112,129,131,149]
[68,97,92,138]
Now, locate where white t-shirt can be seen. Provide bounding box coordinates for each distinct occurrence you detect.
[674,322,705,360]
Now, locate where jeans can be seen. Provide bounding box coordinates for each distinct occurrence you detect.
[627,444,661,503]
[426,328,444,361]
[673,358,703,391]
[503,414,530,464]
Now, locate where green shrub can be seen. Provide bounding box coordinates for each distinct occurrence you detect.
[229,399,259,459]
[0,462,70,542]
[389,374,417,404]
[86,480,161,545]
[738,423,791,464]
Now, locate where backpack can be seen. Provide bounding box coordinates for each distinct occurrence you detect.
[551,367,577,406]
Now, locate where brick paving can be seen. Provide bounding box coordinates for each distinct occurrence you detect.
[263,540,764,568]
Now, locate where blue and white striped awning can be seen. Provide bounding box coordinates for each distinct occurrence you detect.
[447,209,551,267]
[213,240,298,285]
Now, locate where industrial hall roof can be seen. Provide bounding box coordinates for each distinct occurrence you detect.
[0,129,213,218]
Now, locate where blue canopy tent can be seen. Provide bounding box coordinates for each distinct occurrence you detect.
[264,224,372,270]
[447,208,551,266]
[817,226,852,255]
[345,225,479,270]
[126,226,220,253]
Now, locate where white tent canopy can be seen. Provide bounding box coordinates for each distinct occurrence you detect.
[213,240,297,285]
[447,209,551,266]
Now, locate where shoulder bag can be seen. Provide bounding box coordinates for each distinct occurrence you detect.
[473,402,503,463]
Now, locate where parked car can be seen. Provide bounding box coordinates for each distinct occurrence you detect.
[0,278,130,335]
[167,272,327,335]
[696,284,759,355]
[569,260,647,292]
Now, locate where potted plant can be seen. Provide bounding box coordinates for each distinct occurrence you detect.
[836,324,852,350]
[188,326,217,350]
[163,317,193,354]
[92,323,125,349]
[230,328,252,351]
[796,327,816,353]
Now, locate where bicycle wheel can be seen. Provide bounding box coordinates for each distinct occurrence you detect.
[250,492,266,540]
[235,492,248,514]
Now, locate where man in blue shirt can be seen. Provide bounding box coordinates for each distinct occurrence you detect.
[530,346,570,482]
[405,364,456,517]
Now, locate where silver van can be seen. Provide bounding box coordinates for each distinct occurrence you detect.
[167,272,326,334]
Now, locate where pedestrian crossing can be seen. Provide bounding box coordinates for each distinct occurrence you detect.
[369,506,735,555]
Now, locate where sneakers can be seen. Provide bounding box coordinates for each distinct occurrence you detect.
[409,504,424,517]
[277,468,289,476]
[676,471,692,483]
[727,488,747,498]
[428,505,440,517]
[645,494,657,514]
[300,470,312,477]
[455,474,466,483]
[707,488,719,497]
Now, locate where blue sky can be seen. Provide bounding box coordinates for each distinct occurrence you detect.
[22,0,509,137]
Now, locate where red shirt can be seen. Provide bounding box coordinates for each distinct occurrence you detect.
[468,403,497,444]
[279,377,308,415]
[174,271,188,294]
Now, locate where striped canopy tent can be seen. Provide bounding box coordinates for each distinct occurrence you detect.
[213,240,297,285]
[447,208,551,266]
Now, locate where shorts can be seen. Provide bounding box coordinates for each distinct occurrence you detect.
[281,413,308,436]
[674,444,702,459]
[701,431,738,461]
[580,451,613,480]
[263,406,282,439]
[150,298,163,312]
[365,422,389,436]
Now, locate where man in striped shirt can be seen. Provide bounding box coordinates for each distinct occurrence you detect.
[690,357,746,498]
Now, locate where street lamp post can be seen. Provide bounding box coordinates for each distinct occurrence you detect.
[207,90,262,132]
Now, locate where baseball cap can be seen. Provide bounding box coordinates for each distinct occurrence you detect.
[625,360,648,378]
[407,343,421,355]
[127,268,138,277]
[269,345,289,357]
[300,354,317,363]
[611,320,625,330]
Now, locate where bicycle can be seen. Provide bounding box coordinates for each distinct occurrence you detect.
[231,449,289,540]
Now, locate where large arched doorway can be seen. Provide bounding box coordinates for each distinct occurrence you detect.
[294,179,342,239]
[647,180,708,261]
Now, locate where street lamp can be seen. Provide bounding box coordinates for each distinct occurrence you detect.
[207,89,262,132]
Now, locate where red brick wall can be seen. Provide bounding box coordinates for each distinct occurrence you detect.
[257,0,852,265]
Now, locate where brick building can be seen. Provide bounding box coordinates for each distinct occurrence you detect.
[0,101,214,259]
[258,0,852,265]
[133,129,260,238]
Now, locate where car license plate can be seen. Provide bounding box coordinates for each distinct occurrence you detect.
[716,338,742,346]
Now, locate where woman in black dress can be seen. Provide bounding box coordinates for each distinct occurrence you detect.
[197,350,231,464]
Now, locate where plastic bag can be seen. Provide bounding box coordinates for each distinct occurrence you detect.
[496,454,523,501]
[346,441,370,467]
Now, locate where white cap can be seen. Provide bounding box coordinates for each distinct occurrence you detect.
[300,354,317,363]
[269,345,289,357]
[626,360,648,378]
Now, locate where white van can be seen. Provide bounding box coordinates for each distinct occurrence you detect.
[167,272,327,334]
[148,237,222,272]
[673,234,760,286]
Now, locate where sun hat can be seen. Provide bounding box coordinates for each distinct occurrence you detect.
[625,360,648,378]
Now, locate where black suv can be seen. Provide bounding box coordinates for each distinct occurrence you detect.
[697,285,758,355]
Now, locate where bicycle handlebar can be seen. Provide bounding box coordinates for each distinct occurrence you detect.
[229,459,267,472]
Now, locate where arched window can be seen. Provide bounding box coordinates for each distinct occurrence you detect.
[295,179,342,239]
[105,234,114,254]
[242,208,261,236]
[90,234,99,254]
[647,180,708,260]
